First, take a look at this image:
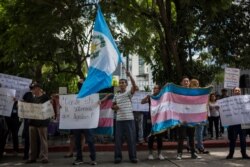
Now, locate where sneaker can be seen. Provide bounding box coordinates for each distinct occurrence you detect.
[242,154,250,159]
[226,154,233,159]
[191,153,201,159]
[176,153,182,160]
[72,159,83,165]
[114,158,122,164]
[131,159,138,163]
[158,154,165,160]
[41,159,49,164]
[25,159,36,164]
[90,161,97,165]
[148,154,154,160]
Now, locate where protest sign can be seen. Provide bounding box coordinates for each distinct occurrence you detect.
[132,91,150,112]
[0,73,32,100]
[59,94,100,129]
[224,68,240,89]
[18,101,54,120]
[217,95,250,126]
[0,88,16,116]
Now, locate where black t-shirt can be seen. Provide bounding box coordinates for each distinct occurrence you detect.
[29,94,51,127]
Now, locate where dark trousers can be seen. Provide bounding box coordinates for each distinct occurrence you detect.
[22,119,30,159]
[227,125,247,155]
[148,133,163,153]
[115,120,137,161]
[208,116,219,138]
[219,116,224,134]
[5,115,21,152]
[74,129,96,161]
[176,126,195,154]
[0,117,8,159]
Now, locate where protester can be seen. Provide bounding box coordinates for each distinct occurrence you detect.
[208,93,220,140]
[176,76,201,160]
[219,88,228,136]
[5,101,21,156]
[226,87,249,159]
[141,84,166,160]
[22,85,36,160]
[25,83,50,164]
[133,86,145,144]
[112,70,138,164]
[190,79,209,154]
[72,79,96,165]
[0,83,9,160]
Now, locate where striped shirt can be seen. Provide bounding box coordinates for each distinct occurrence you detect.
[113,91,134,121]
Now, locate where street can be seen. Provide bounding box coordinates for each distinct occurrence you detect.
[0,148,250,167]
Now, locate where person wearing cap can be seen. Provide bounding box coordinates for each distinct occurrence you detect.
[26,83,50,164]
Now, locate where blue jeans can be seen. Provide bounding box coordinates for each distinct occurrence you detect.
[133,112,144,142]
[115,120,137,161]
[195,125,204,149]
[74,129,96,161]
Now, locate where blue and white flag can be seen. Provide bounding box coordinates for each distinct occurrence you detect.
[78,6,122,98]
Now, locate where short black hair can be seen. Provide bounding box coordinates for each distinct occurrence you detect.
[119,79,128,85]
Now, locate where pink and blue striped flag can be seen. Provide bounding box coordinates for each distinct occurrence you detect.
[150,83,212,134]
[95,95,114,136]
[77,6,122,99]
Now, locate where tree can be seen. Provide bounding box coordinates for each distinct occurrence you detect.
[101,0,232,84]
[0,0,96,92]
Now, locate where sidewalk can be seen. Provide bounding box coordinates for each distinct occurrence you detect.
[5,133,250,152]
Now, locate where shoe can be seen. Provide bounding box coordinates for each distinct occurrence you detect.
[25,159,36,164]
[176,153,182,160]
[131,159,138,163]
[242,154,250,159]
[90,161,97,165]
[148,154,154,160]
[158,154,165,160]
[226,154,233,159]
[64,154,73,158]
[198,148,209,154]
[191,153,201,159]
[114,158,122,164]
[41,159,49,163]
[72,159,83,165]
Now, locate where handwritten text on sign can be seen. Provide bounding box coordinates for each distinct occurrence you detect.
[59,94,100,129]
[0,73,32,100]
[217,95,250,126]
[18,101,54,120]
[0,88,16,117]
[224,68,240,89]
[132,92,150,112]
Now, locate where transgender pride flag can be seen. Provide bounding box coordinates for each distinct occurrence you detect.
[78,6,121,99]
[95,95,114,136]
[150,83,212,134]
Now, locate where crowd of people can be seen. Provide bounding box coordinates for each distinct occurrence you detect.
[0,73,250,165]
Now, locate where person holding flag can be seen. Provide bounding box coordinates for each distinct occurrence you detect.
[112,70,138,164]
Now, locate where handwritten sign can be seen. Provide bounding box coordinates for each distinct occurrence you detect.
[224,68,240,89]
[0,73,32,100]
[132,92,150,112]
[0,88,16,117]
[18,101,54,120]
[217,95,250,126]
[59,94,100,129]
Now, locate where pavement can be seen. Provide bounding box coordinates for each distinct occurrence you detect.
[1,148,250,167]
[2,131,250,166]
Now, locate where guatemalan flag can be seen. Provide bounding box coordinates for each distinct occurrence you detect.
[78,6,122,98]
[150,83,212,134]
